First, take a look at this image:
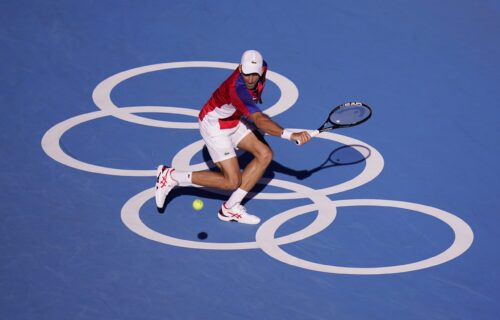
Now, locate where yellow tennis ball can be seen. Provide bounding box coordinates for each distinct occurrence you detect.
[192,199,204,211]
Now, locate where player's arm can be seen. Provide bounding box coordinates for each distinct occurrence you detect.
[248,112,311,145]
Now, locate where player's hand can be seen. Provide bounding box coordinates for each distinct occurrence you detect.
[291,131,312,145]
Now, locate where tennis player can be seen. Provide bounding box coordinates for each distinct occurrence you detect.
[156,50,311,224]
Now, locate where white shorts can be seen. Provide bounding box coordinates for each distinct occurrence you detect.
[199,118,254,163]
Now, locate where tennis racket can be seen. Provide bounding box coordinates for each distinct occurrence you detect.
[296,102,372,145]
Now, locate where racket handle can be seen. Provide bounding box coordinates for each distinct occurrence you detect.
[295,130,320,145]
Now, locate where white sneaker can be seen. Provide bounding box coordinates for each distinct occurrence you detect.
[155,165,178,208]
[218,202,261,225]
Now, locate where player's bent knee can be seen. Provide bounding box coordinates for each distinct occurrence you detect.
[221,174,242,190]
[257,147,273,166]
[224,179,241,190]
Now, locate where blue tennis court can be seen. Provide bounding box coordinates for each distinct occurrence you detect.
[2,1,499,319]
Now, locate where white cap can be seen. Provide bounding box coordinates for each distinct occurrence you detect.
[240,50,263,76]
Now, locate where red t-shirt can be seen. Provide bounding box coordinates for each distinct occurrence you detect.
[199,62,268,129]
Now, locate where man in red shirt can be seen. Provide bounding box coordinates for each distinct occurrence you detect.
[156,50,311,224]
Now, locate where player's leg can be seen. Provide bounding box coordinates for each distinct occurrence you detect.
[155,157,242,208]
[155,124,243,209]
[214,127,271,224]
[191,157,241,190]
[155,121,262,224]
[192,137,260,224]
[236,130,273,192]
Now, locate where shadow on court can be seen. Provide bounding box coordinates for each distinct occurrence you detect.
[158,142,370,212]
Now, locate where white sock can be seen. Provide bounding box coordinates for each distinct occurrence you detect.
[226,188,248,208]
[171,170,192,186]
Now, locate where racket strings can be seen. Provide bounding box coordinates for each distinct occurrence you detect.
[329,105,370,126]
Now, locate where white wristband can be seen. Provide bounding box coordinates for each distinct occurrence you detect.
[281,129,293,141]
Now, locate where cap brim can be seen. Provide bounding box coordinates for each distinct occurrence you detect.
[241,65,262,76]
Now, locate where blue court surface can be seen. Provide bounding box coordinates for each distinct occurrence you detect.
[2,1,500,319]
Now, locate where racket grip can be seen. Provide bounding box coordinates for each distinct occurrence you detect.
[295,130,320,145]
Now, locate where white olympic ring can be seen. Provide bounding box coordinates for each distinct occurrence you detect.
[121,180,336,250]
[41,106,198,176]
[41,61,474,275]
[92,61,299,127]
[256,199,474,275]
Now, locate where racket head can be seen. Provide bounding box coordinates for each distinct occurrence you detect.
[319,102,372,132]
